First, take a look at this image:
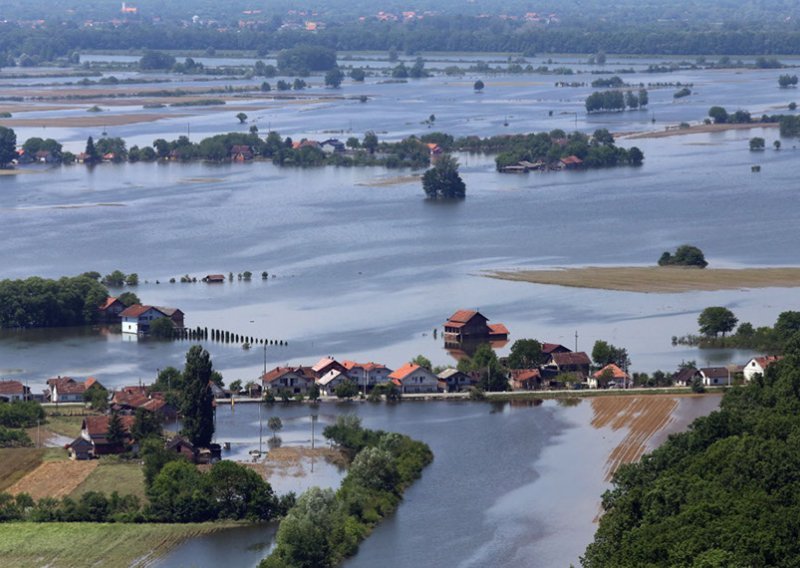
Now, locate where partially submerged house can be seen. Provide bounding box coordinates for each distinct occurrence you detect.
[97,296,126,322]
[437,368,477,392]
[590,364,629,389]
[311,357,348,379]
[388,363,439,394]
[342,361,393,391]
[261,366,316,395]
[317,369,350,396]
[203,274,226,283]
[230,145,254,162]
[120,304,185,335]
[165,435,221,464]
[443,310,509,342]
[509,369,542,391]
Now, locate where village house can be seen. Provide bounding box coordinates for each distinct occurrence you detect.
[672,367,701,387]
[443,310,509,342]
[743,355,783,382]
[560,155,584,169]
[97,296,126,322]
[120,304,184,335]
[544,352,592,377]
[699,367,731,386]
[164,435,221,464]
[342,361,393,391]
[590,364,629,389]
[317,369,350,396]
[541,343,572,356]
[320,139,346,153]
[0,380,30,402]
[261,366,316,395]
[311,357,348,379]
[73,414,136,456]
[47,376,96,403]
[509,369,541,391]
[437,368,477,392]
[203,274,226,283]
[388,363,439,393]
[230,145,254,162]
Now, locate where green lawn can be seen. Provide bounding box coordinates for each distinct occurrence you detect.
[0,522,241,568]
[44,413,92,439]
[70,460,148,502]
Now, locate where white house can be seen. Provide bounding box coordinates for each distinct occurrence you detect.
[261,366,316,395]
[699,367,730,386]
[343,361,393,391]
[0,380,30,402]
[388,363,439,394]
[743,356,783,382]
[317,369,350,396]
[120,304,184,335]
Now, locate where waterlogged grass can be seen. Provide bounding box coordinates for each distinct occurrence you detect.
[70,460,147,502]
[0,522,241,568]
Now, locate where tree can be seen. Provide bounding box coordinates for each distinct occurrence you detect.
[131,407,163,442]
[658,245,708,268]
[411,355,432,370]
[83,385,108,412]
[774,140,782,150]
[591,340,630,369]
[308,383,320,401]
[507,339,544,368]
[236,112,248,124]
[229,380,242,394]
[422,154,466,199]
[363,131,378,154]
[149,317,175,339]
[117,291,140,307]
[325,67,344,88]
[106,412,125,447]
[349,68,365,82]
[749,137,765,151]
[0,126,16,168]
[267,416,282,441]
[474,79,485,91]
[335,380,359,399]
[708,106,729,124]
[698,307,738,337]
[628,146,644,165]
[778,74,798,88]
[125,273,138,286]
[180,346,215,447]
[84,136,99,163]
[139,50,176,70]
[206,460,276,520]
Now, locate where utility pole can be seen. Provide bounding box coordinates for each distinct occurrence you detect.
[574,330,578,352]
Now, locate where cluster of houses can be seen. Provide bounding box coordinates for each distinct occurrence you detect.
[97,296,185,336]
[500,154,584,173]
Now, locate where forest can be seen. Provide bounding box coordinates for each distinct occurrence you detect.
[582,332,800,567]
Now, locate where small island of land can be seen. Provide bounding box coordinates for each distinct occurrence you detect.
[488,266,800,293]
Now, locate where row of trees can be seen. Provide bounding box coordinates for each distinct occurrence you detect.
[0,275,109,328]
[261,415,433,567]
[676,308,800,353]
[582,331,800,566]
[585,89,648,113]
[657,244,708,268]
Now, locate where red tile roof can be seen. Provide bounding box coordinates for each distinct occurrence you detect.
[561,155,583,165]
[98,297,121,311]
[488,323,509,336]
[551,352,591,367]
[119,304,153,318]
[447,310,480,323]
[388,363,421,381]
[593,364,628,380]
[261,367,295,384]
[0,380,27,395]
[510,369,541,381]
[753,355,783,368]
[541,343,570,354]
[83,415,135,438]
[342,360,387,371]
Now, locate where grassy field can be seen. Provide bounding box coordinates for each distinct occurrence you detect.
[0,522,243,568]
[0,449,46,492]
[71,460,147,502]
[488,266,800,293]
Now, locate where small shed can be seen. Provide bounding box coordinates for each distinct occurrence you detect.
[68,437,94,460]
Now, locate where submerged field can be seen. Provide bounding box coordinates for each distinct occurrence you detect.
[489,266,800,293]
[0,522,243,568]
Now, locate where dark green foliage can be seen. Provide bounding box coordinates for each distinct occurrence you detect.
[591,340,631,369]
[117,291,140,307]
[179,346,215,447]
[106,412,125,447]
[131,408,162,442]
[507,339,545,369]
[658,244,708,268]
[0,126,15,168]
[422,155,466,199]
[698,307,738,337]
[582,334,800,567]
[276,45,336,74]
[141,437,185,488]
[0,275,109,328]
[83,384,108,412]
[148,317,175,339]
[0,401,45,428]
[459,344,508,391]
[334,380,359,399]
[324,67,344,88]
[139,50,176,70]
[473,79,484,90]
[0,426,33,448]
[778,74,798,88]
[263,418,432,568]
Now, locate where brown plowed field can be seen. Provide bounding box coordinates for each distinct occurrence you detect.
[591,395,678,480]
[7,460,98,500]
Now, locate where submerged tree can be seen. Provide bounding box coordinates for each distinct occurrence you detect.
[422,155,466,199]
[180,345,215,447]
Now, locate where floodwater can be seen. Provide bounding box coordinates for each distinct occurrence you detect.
[154,395,721,568]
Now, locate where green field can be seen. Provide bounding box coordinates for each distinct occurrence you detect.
[0,522,242,568]
[70,460,147,502]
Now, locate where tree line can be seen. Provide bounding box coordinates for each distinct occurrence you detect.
[0,275,109,328]
[260,414,433,568]
[582,331,800,566]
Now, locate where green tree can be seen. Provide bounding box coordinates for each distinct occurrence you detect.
[698,307,738,337]
[0,126,17,168]
[363,131,378,154]
[102,270,126,287]
[591,340,630,369]
[125,273,138,286]
[749,136,765,150]
[507,339,544,368]
[83,384,108,412]
[325,67,344,88]
[84,136,99,163]
[236,112,248,124]
[658,244,708,268]
[308,382,320,401]
[206,460,276,520]
[141,437,185,487]
[106,412,125,447]
[267,416,282,441]
[180,346,215,447]
[474,79,485,91]
[349,68,365,82]
[411,355,432,370]
[117,291,140,307]
[422,154,466,199]
[708,106,729,124]
[139,50,176,70]
[131,407,163,441]
[778,74,798,88]
[335,380,359,399]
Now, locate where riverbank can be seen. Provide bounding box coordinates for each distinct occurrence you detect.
[0,521,245,568]
[488,266,800,293]
[622,121,779,139]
